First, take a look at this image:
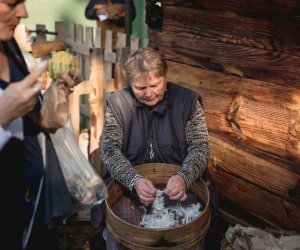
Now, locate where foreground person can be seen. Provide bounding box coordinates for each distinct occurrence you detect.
[0,1,81,249]
[94,47,210,249]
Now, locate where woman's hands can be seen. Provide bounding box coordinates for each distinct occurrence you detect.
[164,175,187,202]
[0,64,47,127]
[134,174,187,205]
[134,178,157,205]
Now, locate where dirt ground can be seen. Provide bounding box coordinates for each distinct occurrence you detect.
[58,222,106,250]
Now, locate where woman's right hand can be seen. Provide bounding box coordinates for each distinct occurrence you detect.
[0,64,47,127]
[134,178,157,205]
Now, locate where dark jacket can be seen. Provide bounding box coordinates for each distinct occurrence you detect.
[1,39,36,249]
[0,39,75,249]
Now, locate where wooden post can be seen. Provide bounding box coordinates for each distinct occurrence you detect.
[84,26,94,79]
[54,21,65,42]
[35,24,46,42]
[89,48,105,176]
[104,30,113,80]
[95,27,102,48]
[130,35,140,51]
[115,47,130,90]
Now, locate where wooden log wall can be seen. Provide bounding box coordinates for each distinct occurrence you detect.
[146,0,300,232]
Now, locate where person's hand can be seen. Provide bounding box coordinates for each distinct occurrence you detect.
[0,64,47,128]
[96,8,108,16]
[164,175,187,201]
[56,69,82,96]
[134,178,157,205]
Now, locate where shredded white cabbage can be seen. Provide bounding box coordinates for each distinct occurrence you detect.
[139,190,202,228]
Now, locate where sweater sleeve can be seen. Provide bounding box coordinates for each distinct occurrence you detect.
[177,101,210,187]
[100,106,142,191]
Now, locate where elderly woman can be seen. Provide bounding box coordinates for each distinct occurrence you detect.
[0,1,81,249]
[97,47,209,249]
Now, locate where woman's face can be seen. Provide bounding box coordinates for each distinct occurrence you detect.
[0,0,27,41]
[131,72,167,107]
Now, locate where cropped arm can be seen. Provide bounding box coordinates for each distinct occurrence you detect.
[177,101,210,187]
[85,0,99,20]
[0,126,12,151]
[100,106,142,191]
[0,88,23,151]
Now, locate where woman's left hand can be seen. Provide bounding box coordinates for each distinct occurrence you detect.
[164,175,187,201]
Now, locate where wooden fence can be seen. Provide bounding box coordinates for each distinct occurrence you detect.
[35,21,148,179]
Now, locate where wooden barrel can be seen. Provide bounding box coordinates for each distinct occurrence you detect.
[105,163,211,250]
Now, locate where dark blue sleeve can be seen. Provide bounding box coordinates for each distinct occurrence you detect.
[85,0,108,20]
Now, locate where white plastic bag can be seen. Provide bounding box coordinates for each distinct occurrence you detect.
[50,118,107,209]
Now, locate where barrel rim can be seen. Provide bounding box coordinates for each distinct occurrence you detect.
[105,163,211,248]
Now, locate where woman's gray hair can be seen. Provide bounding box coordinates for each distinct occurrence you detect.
[123,47,168,84]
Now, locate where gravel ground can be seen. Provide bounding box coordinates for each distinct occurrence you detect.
[57,221,106,250]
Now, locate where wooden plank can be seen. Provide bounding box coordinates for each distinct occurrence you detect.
[75,24,84,79]
[67,22,75,41]
[85,26,94,47]
[89,48,105,175]
[76,24,84,43]
[159,0,300,21]
[104,50,116,64]
[163,6,300,57]
[149,29,300,87]
[130,35,140,51]
[65,40,90,56]
[84,26,94,80]
[148,7,300,87]
[68,91,80,142]
[169,61,300,164]
[208,162,300,231]
[95,27,102,48]
[201,91,300,163]
[209,134,300,206]
[54,21,65,42]
[114,47,130,90]
[68,80,91,141]
[167,61,300,110]
[104,30,113,80]
[116,32,126,49]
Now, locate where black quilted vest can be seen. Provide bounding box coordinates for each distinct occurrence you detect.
[107,82,199,166]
